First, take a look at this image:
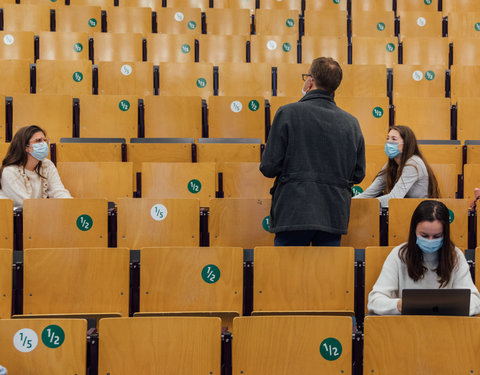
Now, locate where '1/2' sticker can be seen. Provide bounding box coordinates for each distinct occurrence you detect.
[320,337,343,361]
[262,216,270,231]
[76,214,93,231]
[352,186,363,196]
[187,179,202,194]
[202,264,220,284]
[42,325,65,349]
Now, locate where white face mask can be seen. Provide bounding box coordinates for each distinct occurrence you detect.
[302,78,310,96]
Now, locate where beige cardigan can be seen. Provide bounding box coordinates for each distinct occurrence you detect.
[0,159,72,209]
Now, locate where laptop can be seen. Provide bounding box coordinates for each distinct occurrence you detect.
[401,289,470,316]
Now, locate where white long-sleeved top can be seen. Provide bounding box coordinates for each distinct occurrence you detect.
[0,159,72,209]
[367,244,480,316]
[353,155,429,207]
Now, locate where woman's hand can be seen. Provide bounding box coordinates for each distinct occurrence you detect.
[469,188,480,212]
[397,299,402,313]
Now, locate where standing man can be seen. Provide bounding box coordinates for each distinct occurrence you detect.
[260,57,365,246]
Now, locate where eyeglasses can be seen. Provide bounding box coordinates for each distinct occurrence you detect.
[302,74,312,81]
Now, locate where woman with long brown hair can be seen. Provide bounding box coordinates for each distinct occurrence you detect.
[368,200,480,315]
[354,125,439,207]
[0,125,71,209]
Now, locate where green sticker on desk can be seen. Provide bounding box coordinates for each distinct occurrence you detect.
[181,43,191,54]
[88,18,97,28]
[282,42,292,52]
[448,209,454,223]
[286,18,294,28]
[42,325,65,349]
[352,186,363,196]
[187,179,202,194]
[320,337,342,361]
[377,22,386,31]
[73,43,83,53]
[424,0,432,4]
[76,214,93,231]
[372,106,384,118]
[119,100,130,111]
[196,78,207,88]
[248,99,259,111]
[202,264,220,284]
[333,0,340,4]
[72,72,83,82]
[262,216,270,231]
[188,21,197,30]
[386,43,395,52]
[425,70,435,80]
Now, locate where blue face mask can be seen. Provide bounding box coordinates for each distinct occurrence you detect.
[416,236,443,254]
[30,141,49,161]
[385,142,401,159]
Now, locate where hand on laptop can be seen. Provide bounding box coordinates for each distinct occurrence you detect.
[397,299,402,313]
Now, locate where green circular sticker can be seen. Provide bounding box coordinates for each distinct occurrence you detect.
[475,23,480,31]
[425,70,435,80]
[41,325,65,349]
[188,20,197,30]
[262,216,270,231]
[50,0,57,2]
[372,107,384,118]
[248,100,259,111]
[119,100,130,111]
[333,0,340,4]
[181,43,191,54]
[73,42,83,53]
[76,214,93,231]
[352,186,363,196]
[196,78,207,88]
[202,264,220,284]
[386,43,395,52]
[320,338,343,361]
[282,42,292,52]
[377,22,386,31]
[187,179,202,194]
[448,209,454,223]
[424,0,432,4]
[72,72,83,82]
[88,18,97,27]
[286,18,294,28]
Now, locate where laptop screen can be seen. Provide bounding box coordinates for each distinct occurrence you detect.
[401,289,470,316]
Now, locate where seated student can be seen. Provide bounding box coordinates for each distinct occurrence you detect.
[354,125,439,207]
[368,200,480,316]
[0,125,72,209]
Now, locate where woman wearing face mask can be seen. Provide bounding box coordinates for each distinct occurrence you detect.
[353,125,439,207]
[367,200,480,316]
[0,125,72,210]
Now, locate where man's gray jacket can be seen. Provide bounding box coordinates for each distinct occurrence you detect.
[260,89,366,235]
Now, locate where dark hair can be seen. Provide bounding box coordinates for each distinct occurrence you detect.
[310,57,343,94]
[0,125,46,186]
[399,200,457,287]
[379,125,440,198]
